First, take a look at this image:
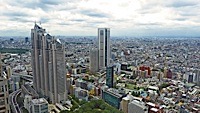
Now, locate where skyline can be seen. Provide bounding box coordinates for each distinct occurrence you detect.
[0,0,200,37]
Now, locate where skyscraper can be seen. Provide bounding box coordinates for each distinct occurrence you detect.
[25,37,29,43]
[0,54,10,113]
[31,23,67,104]
[89,48,99,73]
[98,28,110,69]
[106,65,114,88]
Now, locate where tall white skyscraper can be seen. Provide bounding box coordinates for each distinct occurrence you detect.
[98,28,110,69]
[31,23,67,104]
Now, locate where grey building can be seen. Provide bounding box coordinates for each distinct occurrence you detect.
[128,100,148,113]
[98,28,111,69]
[30,98,48,113]
[89,48,99,73]
[194,69,200,86]
[31,23,67,104]
[106,65,114,88]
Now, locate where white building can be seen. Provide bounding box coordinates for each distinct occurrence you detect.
[115,63,121,74]
[30,98,48,113]
[98,28,111,69]
[128,100,148,113]
[183,73,197,83]
[24,95,32,112]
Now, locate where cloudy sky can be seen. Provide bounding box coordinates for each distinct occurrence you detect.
[0,0,200,37]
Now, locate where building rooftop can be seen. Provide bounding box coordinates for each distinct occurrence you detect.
[129,100,147,109]
[106,88,123,98]
[32,98,48,105]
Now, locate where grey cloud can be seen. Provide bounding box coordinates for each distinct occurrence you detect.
[6,0,76,11]
[40,18,50,23]
[179,11,199,17]
[136,22,163,26]
[169,1,197,8]
[3,11,32,23]
[70,19,85,22]
[40,0,64,5]
[40,0,78,5]
[175,18,187,21]
[90,21,105,24]
[9,17,33,23]
[58,22,72,26]
[80,10,110,18]
[3,11,29,17]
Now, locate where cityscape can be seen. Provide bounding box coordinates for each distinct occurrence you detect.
[0,0,200,113]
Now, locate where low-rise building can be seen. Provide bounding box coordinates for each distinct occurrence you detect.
[128,100,148,113]
[30,98,48,113]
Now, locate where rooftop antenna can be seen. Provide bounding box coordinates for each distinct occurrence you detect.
[34,20,36,24]
[40,21,41,26]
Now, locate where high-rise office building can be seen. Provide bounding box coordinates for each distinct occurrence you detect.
[25,37,29,43]
[89,48,99,73]
[0,54,10,113]
[194,69,200,86]
[106,65,114,88]
[31,23,67,104]
[98,28,110,69]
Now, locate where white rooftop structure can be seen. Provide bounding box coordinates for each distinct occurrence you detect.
[31,98,48,105]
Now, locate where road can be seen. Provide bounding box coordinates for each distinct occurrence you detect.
[9,89,22,113]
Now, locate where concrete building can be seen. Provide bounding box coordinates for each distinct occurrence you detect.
[89,48,99,73]
[120,94,134,113]
[30,98,48,113]
[194,69,200,86]
[31,23,67,104]
[74,87,89,101]
[24,95,32,112]
[128,100,148,113]
[102,88,124,109]
[98,28,110,69]
[0,54,10,113]
[115,63,121,74]
[183,73,197,83]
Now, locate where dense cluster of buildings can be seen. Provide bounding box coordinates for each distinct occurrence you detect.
[0,24,199,113]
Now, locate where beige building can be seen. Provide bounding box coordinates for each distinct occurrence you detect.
[31,24,67,104]
[0,54,10,113]
[120,94,134,113]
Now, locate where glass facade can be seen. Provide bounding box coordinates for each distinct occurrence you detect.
[106,66,114,88]
[103,91,121,109]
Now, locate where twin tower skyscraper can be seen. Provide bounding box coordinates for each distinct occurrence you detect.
[31,23,67,104]
[90,28,111,73]
[31,23,111,103]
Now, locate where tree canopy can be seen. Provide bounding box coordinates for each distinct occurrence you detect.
[60,99,123,113]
